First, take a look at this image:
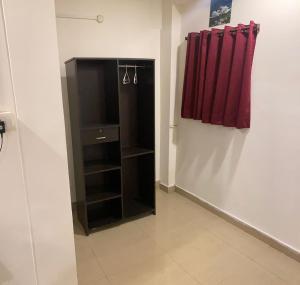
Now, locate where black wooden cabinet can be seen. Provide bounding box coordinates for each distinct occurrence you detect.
[64,58,156,235]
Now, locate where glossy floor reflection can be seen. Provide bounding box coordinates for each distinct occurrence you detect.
[73,190,300,285]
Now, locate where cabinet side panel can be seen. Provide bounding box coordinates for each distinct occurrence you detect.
[138,62,156,212]
[65,60,88,232]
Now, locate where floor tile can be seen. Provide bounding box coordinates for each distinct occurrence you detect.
[203,217,271,258]
[203,215,300,283]
[88,221,147,257]
[251,245,300,284]
[217,262,287,285]
[148,219,223,254]
[73,190,300,285]
[74,236,94,262]
[135,200,217,238]
[170,243,282,285]
[94,236,166,277]
[108,261,199,285]
[76,257,106,285]
[78,277,111,285]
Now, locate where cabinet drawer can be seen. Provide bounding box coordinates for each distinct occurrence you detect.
[81,127,119,145]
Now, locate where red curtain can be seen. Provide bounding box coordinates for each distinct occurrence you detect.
[181,21,258,129]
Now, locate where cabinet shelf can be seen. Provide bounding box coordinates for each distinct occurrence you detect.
[87,198,122,231]
[86,188,121,205]
[81,123,120,131]
[124,199,154,218]
[88,217,122,231]
[84,160,120,175]
[122,147,154,159]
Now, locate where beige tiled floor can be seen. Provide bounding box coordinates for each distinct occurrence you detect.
[73,190,300,285]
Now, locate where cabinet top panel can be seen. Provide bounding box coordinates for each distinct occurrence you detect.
[65,57,155,64]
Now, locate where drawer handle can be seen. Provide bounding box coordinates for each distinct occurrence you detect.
[96,136,107,140]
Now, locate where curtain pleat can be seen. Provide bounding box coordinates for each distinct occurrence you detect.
[223,24,248,127]
[181,21,258,129]
[202,29,222,123]
[181,33,200,118]
[193,31,209,120]
[236,21,257,128]
[211,26,235,125]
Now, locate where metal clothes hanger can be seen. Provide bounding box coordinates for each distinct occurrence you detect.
[123,65,130,85]
[133,65,138,85]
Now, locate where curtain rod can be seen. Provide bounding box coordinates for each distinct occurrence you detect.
[56,14,104,23]
[118,65,146,68]
[185,24,260,40]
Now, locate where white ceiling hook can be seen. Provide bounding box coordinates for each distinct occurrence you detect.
[96,15,104,23]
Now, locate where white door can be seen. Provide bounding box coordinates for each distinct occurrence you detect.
[0,1,77,284]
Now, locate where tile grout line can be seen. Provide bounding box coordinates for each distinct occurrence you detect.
[86,222,168,284]
[166,252,205,285]
[166,225,287,285]
[218,237,288,283]
[169,190,297,283]
[134,205,204,285]
[86,236,112,283]
[74,191,297,285]
[195,214,292,283]
[224,241,290,284]
[160,191,290,284]
[174,186,300,262]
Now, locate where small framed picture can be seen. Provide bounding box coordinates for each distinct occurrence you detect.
[209,0,233,27]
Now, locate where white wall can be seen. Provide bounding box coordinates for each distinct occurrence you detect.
[0,5,37,284]
[175,0,300,251]
[160,0,181,187]
[160,0,172,186]
[0,0,77,284]
[55,0,162,201]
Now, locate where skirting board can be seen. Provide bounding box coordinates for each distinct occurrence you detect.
[155,181,160,189]
[174,186,300,263]
[159,183,176,193]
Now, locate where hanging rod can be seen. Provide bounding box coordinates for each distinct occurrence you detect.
[56,14,104,23]
[185,23,260,40]
[118,65,146,68]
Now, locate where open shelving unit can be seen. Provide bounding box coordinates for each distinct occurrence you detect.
[64,58,155,235]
